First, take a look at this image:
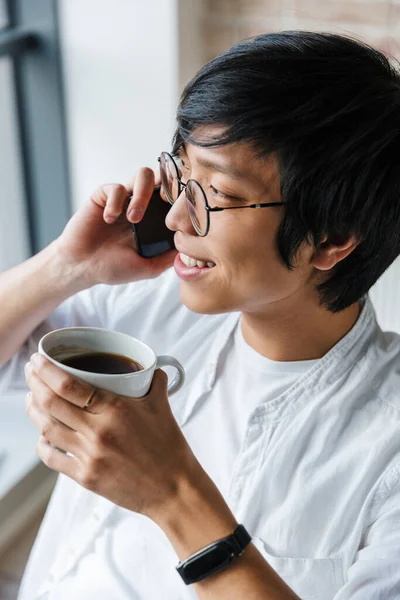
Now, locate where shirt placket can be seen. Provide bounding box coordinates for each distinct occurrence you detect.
[226,408,276,520]
[34,499,118,597]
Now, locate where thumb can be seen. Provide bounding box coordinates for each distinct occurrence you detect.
[142,368,169,405]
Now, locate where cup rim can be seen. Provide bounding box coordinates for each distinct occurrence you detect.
[39,326,157,377]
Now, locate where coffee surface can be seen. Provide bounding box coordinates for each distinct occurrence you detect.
[60,351,144,374]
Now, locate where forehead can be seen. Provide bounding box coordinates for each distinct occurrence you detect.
[181,126,279,191]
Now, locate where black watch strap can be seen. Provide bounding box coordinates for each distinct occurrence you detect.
[176,524,252,585]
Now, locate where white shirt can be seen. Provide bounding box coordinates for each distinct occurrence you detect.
[184,322,317,500]
[1,268,399,600]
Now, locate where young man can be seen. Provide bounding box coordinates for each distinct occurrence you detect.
[2,31,400,599]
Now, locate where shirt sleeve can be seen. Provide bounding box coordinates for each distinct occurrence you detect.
[334,465,400,600]
[0,270,168,396]
[0,282,131,395]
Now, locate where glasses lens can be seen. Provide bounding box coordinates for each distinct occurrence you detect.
[159,153,180,204]
[186,180,208,236]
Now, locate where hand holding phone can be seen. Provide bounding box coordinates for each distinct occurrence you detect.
[132,186,175,258]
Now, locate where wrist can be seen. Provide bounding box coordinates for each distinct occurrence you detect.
[155,470,238,560]
[41,240,91,302]
[48,239,93,294]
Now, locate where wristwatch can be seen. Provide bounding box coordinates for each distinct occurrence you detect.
[176,524,252,585]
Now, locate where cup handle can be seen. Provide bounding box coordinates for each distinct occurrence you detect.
[156,355,185,395]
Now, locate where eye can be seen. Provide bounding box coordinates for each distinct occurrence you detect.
[209,185,237,201]
[177,159,190,180]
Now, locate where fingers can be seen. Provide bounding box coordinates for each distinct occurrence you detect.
[27,354,101,411]
[90,166,160,227]
[25,363,92,434]
[91,183,130,224]
[26,393,85,457]
[126,167,155,223]
[37,435,80,479]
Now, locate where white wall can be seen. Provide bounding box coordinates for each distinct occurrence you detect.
[370,259,400,333]
[58,0,179,212]
[0,58,30,269]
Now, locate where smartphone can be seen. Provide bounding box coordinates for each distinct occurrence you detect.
[132,186,175,258]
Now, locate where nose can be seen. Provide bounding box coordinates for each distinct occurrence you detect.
[166,190,197,236]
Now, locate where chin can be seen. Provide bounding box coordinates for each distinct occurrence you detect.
[179,283,233,315]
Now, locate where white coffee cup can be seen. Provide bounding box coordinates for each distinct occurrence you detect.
[38,327,185,398]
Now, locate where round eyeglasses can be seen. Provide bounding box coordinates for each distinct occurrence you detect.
[158,152,284,237]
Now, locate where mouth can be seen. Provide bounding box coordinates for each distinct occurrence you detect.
[173,250,216,282]
[179,252,216,269]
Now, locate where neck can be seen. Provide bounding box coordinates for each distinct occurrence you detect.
[241,295,361,362]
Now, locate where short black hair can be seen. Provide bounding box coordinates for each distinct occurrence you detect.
[173,31,400,313]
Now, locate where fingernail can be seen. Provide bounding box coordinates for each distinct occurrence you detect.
[129,208,143,223]
[104,213,116,224]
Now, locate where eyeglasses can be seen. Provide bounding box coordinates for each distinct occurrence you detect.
[158,151,284,237]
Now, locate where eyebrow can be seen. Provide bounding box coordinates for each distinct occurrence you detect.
[196,156,246,180]
[179,147,246,180]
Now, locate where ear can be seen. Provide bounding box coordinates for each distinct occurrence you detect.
[312,234,358,271]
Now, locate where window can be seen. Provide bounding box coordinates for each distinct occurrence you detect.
[0,0,70,263]
[0,0,69,555]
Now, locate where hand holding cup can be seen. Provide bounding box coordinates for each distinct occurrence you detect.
[24,328,193,522]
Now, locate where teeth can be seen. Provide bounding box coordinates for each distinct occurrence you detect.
[180,253,216,269]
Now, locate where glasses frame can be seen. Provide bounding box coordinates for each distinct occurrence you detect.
[158,152,284,237]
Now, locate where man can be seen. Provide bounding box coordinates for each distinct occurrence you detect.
[2,30,400,599]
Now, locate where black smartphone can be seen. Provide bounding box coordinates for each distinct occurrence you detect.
[132,186,175,258]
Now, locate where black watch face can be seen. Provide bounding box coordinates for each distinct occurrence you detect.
[183,542,233,582]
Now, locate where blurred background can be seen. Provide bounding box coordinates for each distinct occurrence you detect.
[0,0,399,597]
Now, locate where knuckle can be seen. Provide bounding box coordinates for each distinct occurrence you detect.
[29,393,39,411]
[95,423,116,448]
[78,469,97,490]
[95,183,109,195]
[110,183,126,197]
[90,450,106,471]
[57,375,79,398]
[42,448,57,470]
[80,466,99,490]
[41,417,54,439]
[33,357,44,377]
[139,166,154,179]
[112,394,126,413]
[40,391,55,412]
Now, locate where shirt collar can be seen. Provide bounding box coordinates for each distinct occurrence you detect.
[176,295,378,426]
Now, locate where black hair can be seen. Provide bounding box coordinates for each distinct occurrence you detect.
[172,31,400,312]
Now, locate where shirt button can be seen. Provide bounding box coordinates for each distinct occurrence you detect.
[47,573,55,583]
[92,511,101,521]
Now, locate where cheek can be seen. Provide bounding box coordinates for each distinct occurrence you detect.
[218,217,280,276]
[215,218,302,302]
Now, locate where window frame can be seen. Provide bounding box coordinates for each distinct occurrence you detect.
[2,0,71,254]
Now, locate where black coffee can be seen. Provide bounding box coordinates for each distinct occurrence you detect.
[60,351,144,374]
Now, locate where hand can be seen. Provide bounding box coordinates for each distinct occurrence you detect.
[24,353,203,522]
[55,167,177,287]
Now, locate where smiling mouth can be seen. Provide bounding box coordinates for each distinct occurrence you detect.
[179,252,216,269]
